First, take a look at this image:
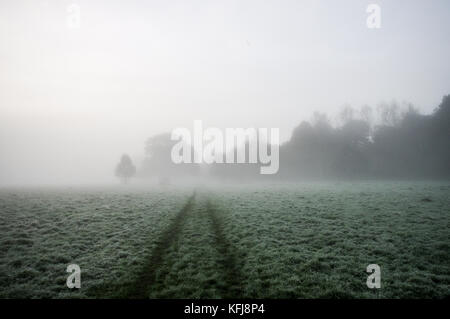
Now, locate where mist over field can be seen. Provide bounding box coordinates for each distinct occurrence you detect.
[0,0,449,300]
[1,0,450,186]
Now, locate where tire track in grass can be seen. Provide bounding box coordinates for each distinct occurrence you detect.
[206,199,244,298]
[123,191,196,298]
[89,191,196,298]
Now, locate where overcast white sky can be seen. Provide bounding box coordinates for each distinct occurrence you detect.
[0,0,449,185]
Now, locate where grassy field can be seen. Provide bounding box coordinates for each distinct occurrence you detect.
[0,182,449,298]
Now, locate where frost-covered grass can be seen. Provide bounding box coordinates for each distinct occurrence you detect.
[0,182,449,298]
[0,186,190,298]
[145,193,224,298]
[210,182,450,298]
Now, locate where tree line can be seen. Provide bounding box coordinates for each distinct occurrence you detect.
[116,94,450,182]
[278,95,450,180]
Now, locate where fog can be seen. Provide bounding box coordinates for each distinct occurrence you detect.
[1,0,450,185]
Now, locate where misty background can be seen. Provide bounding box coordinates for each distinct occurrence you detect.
[1,0,449,185]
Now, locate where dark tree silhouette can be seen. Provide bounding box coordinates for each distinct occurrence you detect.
[278,95,450,180]
[115,154,136,184]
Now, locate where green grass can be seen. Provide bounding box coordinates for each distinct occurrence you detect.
[0,182,449,298]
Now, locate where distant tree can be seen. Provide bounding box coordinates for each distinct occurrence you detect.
[339,105,354,125]
[141,133,199,180]
[115,154,136,184]
[311,111,331,130]
[377,102,401,127]
[359,105,373,126]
